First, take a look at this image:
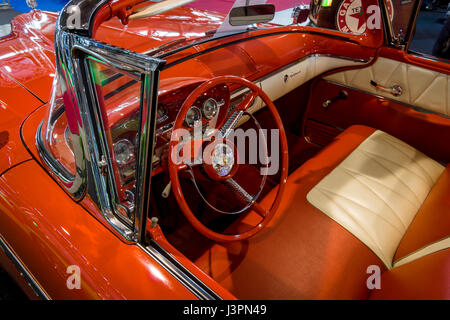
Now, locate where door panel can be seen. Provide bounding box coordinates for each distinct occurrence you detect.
[305,79,450,164]
[323,56,450,117]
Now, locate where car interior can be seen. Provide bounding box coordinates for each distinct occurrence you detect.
[147,44,450,300]
[33,0,449,299]
[91,1,449,300]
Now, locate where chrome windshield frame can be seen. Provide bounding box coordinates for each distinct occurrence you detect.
[36,0,165,242]
[381,0,422,49]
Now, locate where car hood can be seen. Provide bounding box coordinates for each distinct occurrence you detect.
[0,7,225,104]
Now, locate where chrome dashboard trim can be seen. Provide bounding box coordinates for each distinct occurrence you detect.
[312,53,370,64]
[0,234,50,300]
[256,53,371,84]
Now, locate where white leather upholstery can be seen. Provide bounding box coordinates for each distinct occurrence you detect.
[393,237,450,268]
[261,55,365,102]
[307,130,445,268]
[324,57,450,117]
[236,55,366,127]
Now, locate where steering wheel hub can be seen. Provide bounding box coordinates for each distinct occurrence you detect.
[212,143,235,176]
[203,139,239,181]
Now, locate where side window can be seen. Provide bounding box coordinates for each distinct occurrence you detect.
[409,1,450,61]
[88,58,142,223]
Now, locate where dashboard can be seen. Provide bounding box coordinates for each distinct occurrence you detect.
[109,81,235,202]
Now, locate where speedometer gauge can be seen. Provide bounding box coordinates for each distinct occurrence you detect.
[185,106,202,128]
[202,98,219,119]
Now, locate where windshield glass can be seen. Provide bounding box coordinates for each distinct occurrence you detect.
[95,0,311,56]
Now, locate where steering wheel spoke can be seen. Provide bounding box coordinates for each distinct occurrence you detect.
[220,110,244,138]
[252,202,269,218]
[224,177,254,203]
[219,91,258,138]
[223,178,268,218]
[236,91,258,112]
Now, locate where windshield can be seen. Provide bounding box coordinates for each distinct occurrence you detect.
[95,0,311,57]
[182,0,312,33]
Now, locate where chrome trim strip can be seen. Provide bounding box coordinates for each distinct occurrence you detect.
[406,50,450,67]
[404,0,422,51]
[139,242,222,300]
[134,70,161,243]
[324,79,450,119]
[0,235,50,300]
[312,53,370,64]
[37,0,222,301]
[256,53,371,83]
[380,0,398,47]
[36,122,75,185]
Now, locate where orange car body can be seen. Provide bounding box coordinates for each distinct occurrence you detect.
[0,0,448,299]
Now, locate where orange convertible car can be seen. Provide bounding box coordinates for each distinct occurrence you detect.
[0,0,448,300]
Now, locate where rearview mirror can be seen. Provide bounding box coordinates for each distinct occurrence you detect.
[229,4,275,26]
[292,5,310,24]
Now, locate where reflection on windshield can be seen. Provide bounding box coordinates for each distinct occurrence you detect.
[137,0,311,57]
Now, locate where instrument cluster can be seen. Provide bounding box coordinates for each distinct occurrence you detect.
[109,82,231,189]
[153,83,231,166]
[184,96,226,128]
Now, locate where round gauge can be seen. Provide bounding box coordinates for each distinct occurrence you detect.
[114,139,136,165]
[202,98,219,119]
[185,106,202,128]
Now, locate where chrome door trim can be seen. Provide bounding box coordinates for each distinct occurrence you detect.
[139,241,222,300]
[0,235,50,300]
[324,79,450,119]
[406,50,450,66]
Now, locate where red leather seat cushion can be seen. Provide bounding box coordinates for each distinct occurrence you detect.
[370,249,450,300]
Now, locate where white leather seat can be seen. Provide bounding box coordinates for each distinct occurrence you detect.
[307,130,446,268]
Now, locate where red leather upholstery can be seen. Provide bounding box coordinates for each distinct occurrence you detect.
[370,249,450,300]
[394,166,450,262]
[193,124,450,299]
[195,125,385,299]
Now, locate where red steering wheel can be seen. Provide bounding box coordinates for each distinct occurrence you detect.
[168,76,288,242]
